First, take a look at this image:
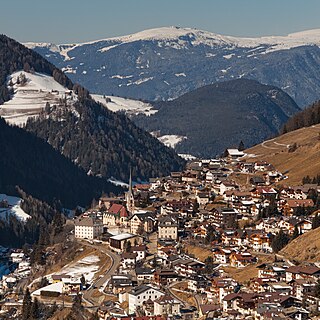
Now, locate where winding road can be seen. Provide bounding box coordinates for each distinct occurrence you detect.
[80,241,121,306]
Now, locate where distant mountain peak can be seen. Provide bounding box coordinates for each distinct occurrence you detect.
[25,26,320,52]
[26,27,320,107]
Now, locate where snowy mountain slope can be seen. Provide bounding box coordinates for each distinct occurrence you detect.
[25,27,320,57]
[26,27,320,106]
[157,134,187,148]
[0,71,75,126]
[92,94,157,116]
[0,194,30,222]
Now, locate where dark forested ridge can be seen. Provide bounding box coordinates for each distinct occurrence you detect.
[0,34,185,182]
[0,117,120,208]
[133,79,300,157]
[281,100,320,134]
[25,96,184,181]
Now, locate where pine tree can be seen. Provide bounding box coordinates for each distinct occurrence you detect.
[137,223,145,235]
[312,213,320,229]
[204,256,214,274]
[30,297,40,319]
[125,240,132,253]
[238,140,245,151]
[271,230,290,253]
[22,288,32,320]
[80,274,86,289]
[291,225,300,240]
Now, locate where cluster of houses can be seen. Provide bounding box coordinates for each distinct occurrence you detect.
[0,249,31,296]
[59,149,320,318]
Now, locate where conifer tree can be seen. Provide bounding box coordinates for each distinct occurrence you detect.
[22,288,32,320]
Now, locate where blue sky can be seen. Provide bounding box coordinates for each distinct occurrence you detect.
[1,0,320,43]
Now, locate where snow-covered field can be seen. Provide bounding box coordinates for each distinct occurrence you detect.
[157,134,186,148]
[60,255,100,283]
[107,178,129,188]
[0,71,72,126]
[178,153,197,161]
[92,94,157,116]
[0,194,30,221]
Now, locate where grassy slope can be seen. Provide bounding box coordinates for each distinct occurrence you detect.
[245,124,320,185]
[281,225,320,262]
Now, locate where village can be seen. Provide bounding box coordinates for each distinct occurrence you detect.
[1,148,320,320]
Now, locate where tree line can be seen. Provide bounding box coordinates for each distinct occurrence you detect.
[281,100,320,134]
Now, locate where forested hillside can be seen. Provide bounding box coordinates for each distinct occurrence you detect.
[0,117,119,208]
[0,35,185,182]
[282,100,320,134]
[133,79,300,157]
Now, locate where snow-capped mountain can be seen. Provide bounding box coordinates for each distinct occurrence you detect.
[26,27,320,106]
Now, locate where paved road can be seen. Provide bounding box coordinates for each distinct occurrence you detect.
[167,281,190,308]
[81,241,121,306]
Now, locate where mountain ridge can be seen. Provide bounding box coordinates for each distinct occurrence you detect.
[132,78,300,157]
[26,26,320,106]
[25,26,320,55]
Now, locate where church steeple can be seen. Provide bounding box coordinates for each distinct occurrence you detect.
[126,168,135,214]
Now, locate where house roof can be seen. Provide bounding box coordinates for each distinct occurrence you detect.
[136,267,155,275]
[110,233,136,241]
[75,217,101,227]
[108,204,128,217]
[154,294,179,305]
[286,265,320,275]
[200,304,220,314]
[130,284,162,296]
[286,199,314,208]
[158,215,178,227]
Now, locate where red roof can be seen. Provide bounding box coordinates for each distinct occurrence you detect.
[109,204,128,217]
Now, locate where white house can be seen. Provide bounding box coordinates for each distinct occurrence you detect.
[127,284,164,314]
[158,216,178,240]
[154,294,181,316]
[74,217,103,239]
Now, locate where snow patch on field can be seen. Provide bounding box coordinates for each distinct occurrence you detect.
[175,73,186,77]
[0,194,30,222]
[108,178,129,188]
[158,135,187,148]
[92,94,157,116]
[0,71,73,126]
[223,54,235,59]
[61,255,100,283]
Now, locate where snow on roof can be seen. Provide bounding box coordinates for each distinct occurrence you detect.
[227,149,245,156]
[110,233,136,241]
[32,282,63,296]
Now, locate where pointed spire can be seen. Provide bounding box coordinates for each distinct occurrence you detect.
[129,167,133,195]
